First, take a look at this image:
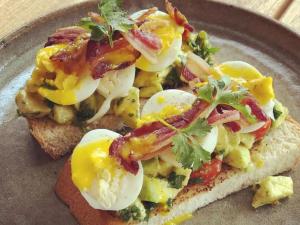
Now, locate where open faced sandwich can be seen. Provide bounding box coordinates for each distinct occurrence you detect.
[15,0,300,224]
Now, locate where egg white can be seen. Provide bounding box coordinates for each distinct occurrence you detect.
[141,90,218,165]
[74,129,144,211]
[129,10,183,72]
[141,89,196,116]
[87,64,135,123]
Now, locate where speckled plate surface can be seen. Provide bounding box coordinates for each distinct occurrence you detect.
[0,1,300,225]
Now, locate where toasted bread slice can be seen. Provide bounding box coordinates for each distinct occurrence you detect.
[55,117,300,225]
[27,114,124,159]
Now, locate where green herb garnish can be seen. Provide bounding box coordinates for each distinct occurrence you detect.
[188,31,219,65]
[80,0,134,45]
[167,172,186,189]
[172,118,212,171]
[197,77,256,123]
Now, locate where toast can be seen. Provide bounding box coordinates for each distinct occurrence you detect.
[55,117,300,225]
[27,114,124,159]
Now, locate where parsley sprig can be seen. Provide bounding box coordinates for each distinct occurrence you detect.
[197,77,256,123]
[79,0,134,45]
[172,118,212,171]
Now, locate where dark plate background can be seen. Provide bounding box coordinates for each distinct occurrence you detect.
[0,1,299,225]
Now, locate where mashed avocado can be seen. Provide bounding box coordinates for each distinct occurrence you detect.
[114,87,140,128]
[252,176,293,208]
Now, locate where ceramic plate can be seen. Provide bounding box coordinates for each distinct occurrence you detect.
[0,1,299,225]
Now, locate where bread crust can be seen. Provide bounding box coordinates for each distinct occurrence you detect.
[55,117,300,225]
[27,114,124,159]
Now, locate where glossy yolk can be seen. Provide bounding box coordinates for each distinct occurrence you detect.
[243,77,274,105]
[136,14,183,70]
[71,138,117,191]
[29,44,88,105]
[215,63,275,105]
[163,213,193,225]
[139,104,190,126]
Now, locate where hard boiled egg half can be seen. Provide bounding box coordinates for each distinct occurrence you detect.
[87,64,136,123]
[141,89,218,166]
[71,129,143,210]
[214,61,275,119]
[34,44,100,105]
[128,10,184,72]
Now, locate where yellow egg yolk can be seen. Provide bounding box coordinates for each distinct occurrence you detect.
[138,104,190,126]
[71,138,118,191]
[164,213,193,225]
[136,14,183,71]
[215,62,275,105]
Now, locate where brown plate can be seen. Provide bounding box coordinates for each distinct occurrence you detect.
[0,1,300,225]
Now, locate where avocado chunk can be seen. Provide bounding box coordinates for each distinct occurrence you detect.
[114,87,140,128]
[76,93,104,120]
[240,133,255,149]
[52,105,76,124]
[134,70,163,98]
[142,158,160,177]
[224,146,251,169]
[139,176,178,204]
[15,89,51,118]
[252,176,293,208]
[272,100,288,128]
[158,159,174,177]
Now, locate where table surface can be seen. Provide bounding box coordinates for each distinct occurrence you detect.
[0,0,299,41]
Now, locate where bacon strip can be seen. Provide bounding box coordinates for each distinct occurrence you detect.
[109,100,209,174]
[87,38,140,79]
[45,26,89,47]
[135,7,158,23]
[130,29,162,51]
[241,98,268,121]
[165,0,194,40]
[181,66,197,82]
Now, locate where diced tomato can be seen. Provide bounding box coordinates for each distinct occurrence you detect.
[252,118,272,140]
[190,158,222,185]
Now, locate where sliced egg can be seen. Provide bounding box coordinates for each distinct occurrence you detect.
[71,129,143,211]
[215,61,275,105]
[87,64,135,123]
[216,61,263,81]
[262,99,275,120]
[141,89,218,165]
[141,89,197,118]
[34,44,99,105]
[130,10,184,72]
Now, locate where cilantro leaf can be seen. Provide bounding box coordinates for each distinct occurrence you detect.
[197,77,256,123]
[79,0,134,45]
[172,118,212,171]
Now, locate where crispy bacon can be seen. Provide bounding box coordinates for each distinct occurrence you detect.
[135,7,158,23]
[181,66,197,81]
[165,0,194,40]
[109,100,209,174]
[87,38,140,79]
[130,29,162,51]
[241,97,268,121]
[207,108,240,125]
[50,38,89,75]
[225,121,241,132]
[45,26,89,47]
